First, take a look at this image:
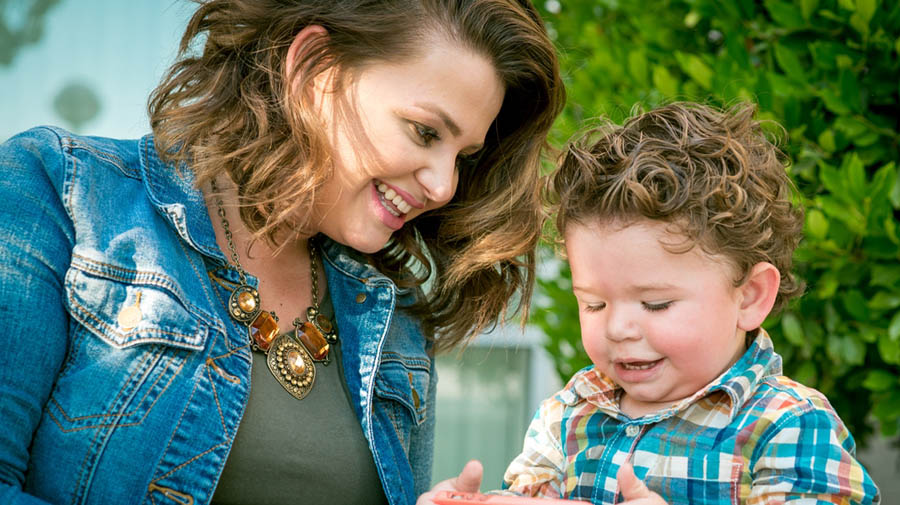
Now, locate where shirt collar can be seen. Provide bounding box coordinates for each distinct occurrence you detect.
[564,329,782,422]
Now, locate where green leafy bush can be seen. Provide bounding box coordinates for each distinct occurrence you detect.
[531,0,900,447]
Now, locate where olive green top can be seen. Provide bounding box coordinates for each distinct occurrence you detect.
[212,295,387,505]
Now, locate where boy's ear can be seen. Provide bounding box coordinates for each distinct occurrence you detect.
[736,262,780,332]
[285,25,331,97]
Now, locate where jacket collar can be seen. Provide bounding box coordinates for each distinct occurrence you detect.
[564,329,782,422]
[136,134,399,288]
[138,134,225,262]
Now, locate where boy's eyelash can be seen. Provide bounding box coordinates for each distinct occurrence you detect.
[583,302,606,312]
[642,301,672,312]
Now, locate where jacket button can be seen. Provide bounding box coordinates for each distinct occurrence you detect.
[355,293,367,303]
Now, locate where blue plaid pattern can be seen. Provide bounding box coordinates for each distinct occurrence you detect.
[501,331,881,504]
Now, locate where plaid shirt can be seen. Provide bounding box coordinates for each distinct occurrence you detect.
[501,331,880,504]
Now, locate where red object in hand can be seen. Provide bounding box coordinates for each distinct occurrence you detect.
[432,491,592,505]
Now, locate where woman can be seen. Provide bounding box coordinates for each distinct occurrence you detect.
[0,1,564,504]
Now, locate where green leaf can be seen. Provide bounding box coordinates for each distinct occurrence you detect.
[879,332,900,364]
[872,391,900,422]
[839,70,863,113]
[824,302,840,333]
[817,129,836,153]
[838,0,856,10]
[833,116,868,138]
[800,0,820,19]
[781,312,805,345]
[842,289,870,320]
[856,0,878,25]
[871,264,900,288]
[869,162,897,201]
[869,291,900,310]
[627,50,648,86]
[806,208,829,239]
[827,334,866,365]
[818,162,843,194]
[675,53,713,90]
[684,10,701,28]
[652,65,679,97]
[765,0,806,28]
[890,168,900,208]
[863,370,897,391]
[821,88,852,115]
[841,153,867,201]
[889,311,900,340]
[775,43,805,80]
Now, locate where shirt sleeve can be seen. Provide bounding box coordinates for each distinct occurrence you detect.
[746,400,881,504]
[500,395,568,498]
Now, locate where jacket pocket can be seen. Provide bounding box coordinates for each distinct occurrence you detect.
[65,264,207,350]
[374,351,431,427]
[48,264,208,430]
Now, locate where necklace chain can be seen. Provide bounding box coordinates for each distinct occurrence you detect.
[210,178,320,313]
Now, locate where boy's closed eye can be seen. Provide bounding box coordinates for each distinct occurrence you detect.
[642,301,673,312]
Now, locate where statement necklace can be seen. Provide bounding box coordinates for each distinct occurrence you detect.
[211,180,337,400]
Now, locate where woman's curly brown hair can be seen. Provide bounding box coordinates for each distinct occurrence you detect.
[148,0,565,350]
[548,102,804,314]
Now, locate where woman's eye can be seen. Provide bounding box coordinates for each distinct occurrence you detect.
[642,301,672,312]
[412,122,439,146]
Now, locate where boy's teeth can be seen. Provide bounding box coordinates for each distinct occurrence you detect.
[622,361,656,370]
[384,188,397,200]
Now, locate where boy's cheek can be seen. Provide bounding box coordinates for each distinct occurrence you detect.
[580,323,608,367]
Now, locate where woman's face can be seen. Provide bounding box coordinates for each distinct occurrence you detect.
[309,36,505,253]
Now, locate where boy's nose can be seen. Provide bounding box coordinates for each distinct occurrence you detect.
[605,307,638,341]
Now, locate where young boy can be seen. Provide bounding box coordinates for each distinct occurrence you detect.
[501,103,880,504]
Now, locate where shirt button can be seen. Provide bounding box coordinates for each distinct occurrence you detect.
[625,425,640,437]
[355,293,367,303]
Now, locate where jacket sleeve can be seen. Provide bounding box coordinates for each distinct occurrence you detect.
[500,395,567,498]
[0,128,75,505]
[747,399,881,504]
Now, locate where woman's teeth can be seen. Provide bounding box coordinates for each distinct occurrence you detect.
[377,183,412,215]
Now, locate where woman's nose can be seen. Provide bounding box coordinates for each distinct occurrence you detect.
[416,155,459,206]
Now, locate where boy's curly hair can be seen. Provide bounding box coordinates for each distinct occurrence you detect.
[547,102,804,314]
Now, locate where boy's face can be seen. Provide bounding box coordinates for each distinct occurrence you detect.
[566,218,749,418]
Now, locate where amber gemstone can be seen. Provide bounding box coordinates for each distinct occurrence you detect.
[286,349,307,375]
[297,321,329,360]
[250,311,279,351]
[237,291,257,312]
[315,313,333,334]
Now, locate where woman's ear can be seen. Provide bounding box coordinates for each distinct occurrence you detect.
[285,25,330,96]
[737,262,781,332]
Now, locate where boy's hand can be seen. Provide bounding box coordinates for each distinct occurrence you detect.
[416,460,483,505]
[617,462,668,505]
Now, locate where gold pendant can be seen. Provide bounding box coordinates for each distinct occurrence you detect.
[266,332,316,400]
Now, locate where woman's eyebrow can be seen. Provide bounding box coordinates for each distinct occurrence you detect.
[415,102,461,136]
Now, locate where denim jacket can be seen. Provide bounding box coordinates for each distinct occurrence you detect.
[0,126,436,505]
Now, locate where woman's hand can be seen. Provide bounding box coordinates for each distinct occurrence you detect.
[416,460,483,505]
[617,462,668,505]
